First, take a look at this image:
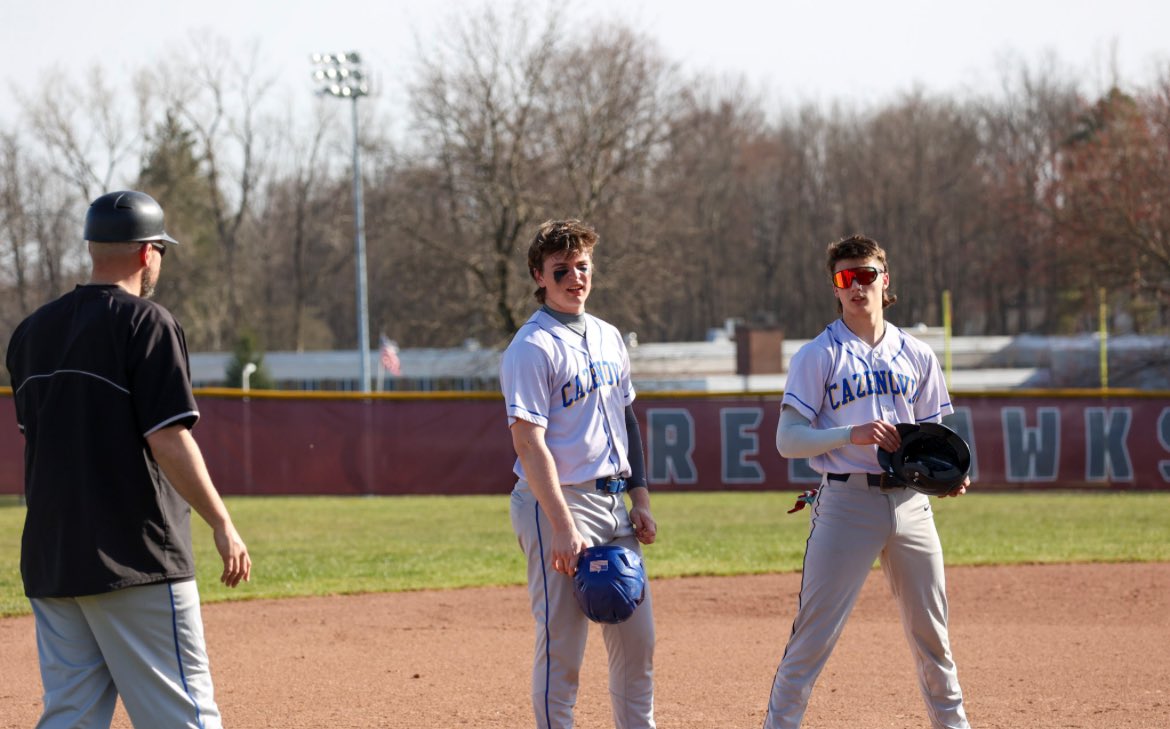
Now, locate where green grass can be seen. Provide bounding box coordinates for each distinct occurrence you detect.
[1,491,1168,617]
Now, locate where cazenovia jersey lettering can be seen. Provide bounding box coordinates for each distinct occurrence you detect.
[827,369,918,410]
[560,359,622,408]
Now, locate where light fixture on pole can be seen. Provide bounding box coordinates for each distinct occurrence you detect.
[311,51,372,392]
[241,362,258,392]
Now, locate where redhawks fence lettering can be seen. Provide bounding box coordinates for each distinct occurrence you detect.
[646,400,1168,489]
[1,391,1167,494]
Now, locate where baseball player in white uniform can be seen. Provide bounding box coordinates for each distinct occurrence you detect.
[763,234,971,729]
[501,219,657,729]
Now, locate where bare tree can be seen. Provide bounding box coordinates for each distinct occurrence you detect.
[0,131,86,307]
[400,3,560,343]
[972,58,1083,334]
[535,24,681,336]
[0,133,34,314]
[640,82,764,340]
[748,106,842,338]
[145,33,276,349]
[1056,79,1170,332]
[15,67,140,201]
[253,100,350,351]
[397,3,680,344]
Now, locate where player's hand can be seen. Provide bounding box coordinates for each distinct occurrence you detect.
[630,505,657,545]
[550,526,588,576]
[938,475,970,498]
[850,420,901,452]
[214,522,252,588]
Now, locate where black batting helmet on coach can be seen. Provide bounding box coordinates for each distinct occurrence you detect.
[84,190,179,246]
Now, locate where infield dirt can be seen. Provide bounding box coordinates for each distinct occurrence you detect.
[1,562,1167,728]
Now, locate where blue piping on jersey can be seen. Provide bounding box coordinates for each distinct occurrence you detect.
[548,331,589,356]
[887,332,908,363]
[168,583,207,729]
[824,324,922,411]
[917,409,948,423]
[784,392,819,420]
[518,316,585,354]
[585,323,623,478]
[531,315,589,357]
[827,321,908,364]
[508,404,549,423]
[522,310,625,479]
[534,503,553,728]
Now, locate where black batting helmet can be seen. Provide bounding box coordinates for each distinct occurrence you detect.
[84,190,179,247]
[878,422,971,496]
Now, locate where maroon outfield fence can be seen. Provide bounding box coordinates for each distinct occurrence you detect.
[1,388,1169,495]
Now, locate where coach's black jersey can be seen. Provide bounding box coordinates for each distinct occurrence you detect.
[6,285,200,598]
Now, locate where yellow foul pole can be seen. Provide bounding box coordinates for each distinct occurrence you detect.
[1099,287,1108,390]
[943,290,952,390]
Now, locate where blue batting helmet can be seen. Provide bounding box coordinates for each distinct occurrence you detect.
[572,544,647,624]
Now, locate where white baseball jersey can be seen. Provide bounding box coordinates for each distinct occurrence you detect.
[782,319,952,474]
[500,309,635,486]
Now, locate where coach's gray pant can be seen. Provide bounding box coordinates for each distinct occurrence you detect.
[511,480,656,729]
[31,580,222,729]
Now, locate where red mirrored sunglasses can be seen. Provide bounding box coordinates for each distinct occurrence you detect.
[832,266,882,289]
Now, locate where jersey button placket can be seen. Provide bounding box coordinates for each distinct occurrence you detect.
[874,355,896,422]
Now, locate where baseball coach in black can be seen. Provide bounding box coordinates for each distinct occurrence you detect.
[6,190,251,729]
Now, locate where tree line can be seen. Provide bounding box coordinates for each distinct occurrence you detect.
[2,4,1169,372]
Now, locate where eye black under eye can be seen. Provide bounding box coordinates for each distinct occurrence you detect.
[553,269,568,283]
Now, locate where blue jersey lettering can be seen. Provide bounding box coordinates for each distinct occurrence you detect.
[559,360,621,409]
[828,369,918,411]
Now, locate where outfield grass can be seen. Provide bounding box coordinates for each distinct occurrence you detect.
[1,491,1168,617]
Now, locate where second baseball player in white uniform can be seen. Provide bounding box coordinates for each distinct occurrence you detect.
[763,234,971,729]
[502,219,657,729]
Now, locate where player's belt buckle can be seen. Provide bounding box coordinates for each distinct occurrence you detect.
[595,477,627,494]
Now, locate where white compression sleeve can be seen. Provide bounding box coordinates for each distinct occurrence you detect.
[775,405,853,459]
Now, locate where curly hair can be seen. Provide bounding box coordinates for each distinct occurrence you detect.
[527,219,599,304]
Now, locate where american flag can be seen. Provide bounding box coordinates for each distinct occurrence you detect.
[379,336,402,376]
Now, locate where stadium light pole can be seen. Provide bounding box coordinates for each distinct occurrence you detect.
[312,51,372,392]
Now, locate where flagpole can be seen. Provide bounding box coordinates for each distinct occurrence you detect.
[376,333,386,392]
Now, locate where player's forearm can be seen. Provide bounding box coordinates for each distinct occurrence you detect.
[627,485,651,511]
[775,406,853,459]
[146,425,234,532]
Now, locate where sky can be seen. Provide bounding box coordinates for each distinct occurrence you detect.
[3,0,1167,129]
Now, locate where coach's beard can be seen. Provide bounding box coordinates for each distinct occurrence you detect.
[140,268,156,299]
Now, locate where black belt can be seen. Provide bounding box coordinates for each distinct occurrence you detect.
[827,472,896,488]
[595,477,628,494]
